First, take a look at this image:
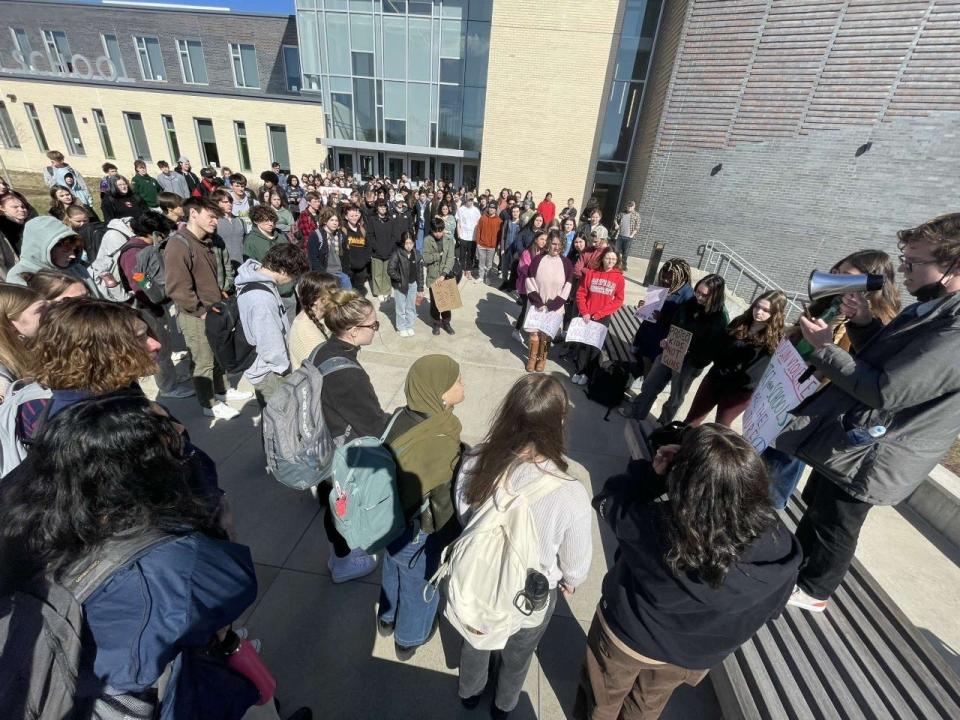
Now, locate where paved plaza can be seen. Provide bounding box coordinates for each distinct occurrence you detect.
[147,269,960,719]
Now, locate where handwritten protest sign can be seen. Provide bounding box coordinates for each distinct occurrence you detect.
[661,325,693,371]
[635,285,668,323]
[431,278,462,312]
[742,339,821,452]
[566,317,608,349]
[522,308,564,338]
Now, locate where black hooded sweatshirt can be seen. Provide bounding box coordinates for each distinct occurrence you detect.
[593,460,801,670]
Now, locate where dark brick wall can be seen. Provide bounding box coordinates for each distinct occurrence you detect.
[0,0,304,100]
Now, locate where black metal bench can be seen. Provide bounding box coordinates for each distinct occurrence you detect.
[603,305,640,366]
[621,422,960,719]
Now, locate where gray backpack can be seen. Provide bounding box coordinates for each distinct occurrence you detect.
[0,380,52,479]
[0,531,173,719]
[262,349,360,490]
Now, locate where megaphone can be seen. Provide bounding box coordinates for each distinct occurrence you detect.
[808,270,885,301]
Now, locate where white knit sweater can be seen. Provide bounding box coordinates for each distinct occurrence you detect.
[454,454,594,589]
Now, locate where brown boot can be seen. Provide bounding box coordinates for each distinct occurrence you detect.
[536,337,550,372]
[526,333,540,372]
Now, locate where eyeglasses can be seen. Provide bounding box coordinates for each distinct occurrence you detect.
[356,321,380,332]
[898,254,940,272]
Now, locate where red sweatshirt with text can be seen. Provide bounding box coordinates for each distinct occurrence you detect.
[576,267,625,320]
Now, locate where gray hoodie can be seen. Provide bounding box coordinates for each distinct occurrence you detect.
[236,259,290,384]
[157,170,190,199]
[7,216,99,295]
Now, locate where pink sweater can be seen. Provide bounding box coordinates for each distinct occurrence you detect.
[526,254,573,311]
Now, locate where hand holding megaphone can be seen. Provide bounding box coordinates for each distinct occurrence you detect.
[807,269,884,324]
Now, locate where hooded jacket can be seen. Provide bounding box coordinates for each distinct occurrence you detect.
[236,260,291,384]
[163,228,224,318]
[307,225,347,274]
[102,190,147,223]
[217,215,246,266]
[7,216,97,294]
[91,218,138,303]
[243,225,282,263]
[368,213,401,260]
[594,461,800,670]
[774,292,960,506]
[131,173,162,207]
[671,298,730,369]
[577,267,625,320]
[157,170,190,200]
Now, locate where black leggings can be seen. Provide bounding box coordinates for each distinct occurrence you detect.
[458,240,477,275]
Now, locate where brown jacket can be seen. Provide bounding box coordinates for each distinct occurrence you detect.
[164,228,223,317]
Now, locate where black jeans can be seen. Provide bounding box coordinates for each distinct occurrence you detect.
[458,240,477,275]
[794,472,872,600]
[318,480,351,558]
[429,287,451,325]
[574,315,611,375]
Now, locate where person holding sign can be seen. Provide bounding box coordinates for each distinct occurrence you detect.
[422,218,457,336]
[570,248,625,385]
[629,259,693,387]
[683,291,786,427]
[621,274,728,425]
[524,231,573,372]
[513,232,549,344]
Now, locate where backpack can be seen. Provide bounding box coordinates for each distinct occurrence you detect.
[0,380,52,479]
[262,352,361,491]
[586,361,631,420]
[0,531,174,720]
[427,473,563,651]
[205,282,271,374]
[328,411,405,554]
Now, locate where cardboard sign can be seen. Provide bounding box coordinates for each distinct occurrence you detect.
[522,308,564,338]
[661,325,693,371]
[431,278,462,312]
[635,285,668,323]
[566,317,608,350]
[742,339,822,453]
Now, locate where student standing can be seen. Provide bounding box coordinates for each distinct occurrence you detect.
[368,199,401,300]
[474,203,503,284]
[423,218,456,336]
[0,284,44,402]
[455,194,482,280]
[537,192,556,224]
[630,259,693,387]
[456,374,592,719]
[156,160,190,199]
[130,160,163,209]
[570,248,625,385]
[101,176,147,222]
[289,272,339,369]
[613,201,640,270]
[243,206,282,263]
[524,232,573,372]
[513,232,549,344]
[343,204,372,295]
[268,192,295,235]
[212,189,246,270]
[388,232,424,337]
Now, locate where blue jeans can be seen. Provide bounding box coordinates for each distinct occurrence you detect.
[763,446,806,509]
[415,226,425,253]
[331,271,352,289]
[627,355,703,425]
[394,285,418,332]
[378,520,441,647]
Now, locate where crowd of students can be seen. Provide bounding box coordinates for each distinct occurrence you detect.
[0,148,958,720]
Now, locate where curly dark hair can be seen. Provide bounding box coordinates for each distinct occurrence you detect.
[663,424,776,588]
[0,393,224,579]
[261,243,309,278]
[249,205,278,225]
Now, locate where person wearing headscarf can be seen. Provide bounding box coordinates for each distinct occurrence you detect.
[379,354,465,659]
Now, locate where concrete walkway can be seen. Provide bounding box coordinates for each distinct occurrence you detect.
[155,267,960,718]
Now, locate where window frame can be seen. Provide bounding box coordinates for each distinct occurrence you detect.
[161,115,180,165]
[10,28,33,67]
[0,102,22,150]
[194,117,220,167]
[228,42,261,90]
[91,108,115,160]
[176,38,208,86]
[100,33,127,79]
[134,35,167,82]
[266,123,290,170]
[233,121,252,172]
[54,106,86,156]
[123,111,152,162]
[23,102,49,152]
[282,45,301,93]
[41,29,73,74]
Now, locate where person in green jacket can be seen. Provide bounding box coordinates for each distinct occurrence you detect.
[267,191,295,235]
[422,217,457,336]
[131,160,162,208]
[622,273,729,424]
[243,205,282,262]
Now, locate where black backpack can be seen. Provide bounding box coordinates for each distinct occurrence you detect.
[585,361,631,420]
[204,282,271,374]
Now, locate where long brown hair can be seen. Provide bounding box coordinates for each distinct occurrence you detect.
[728,290,786,354]
[833,249,901,324]
[0,284,43,380]
[298,272,341,337]
[463,374,570,507]
[30,298,157,393]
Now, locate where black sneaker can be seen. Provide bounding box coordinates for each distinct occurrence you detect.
[395,643,417,661]
[442,323,455,335]
[377,617,395,637]
[491,705,509,719]
[432,324,441,336]
[460,694,482,710]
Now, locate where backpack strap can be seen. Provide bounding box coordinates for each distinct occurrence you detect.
[378,408,404,444]
[317,356,361,376]
[237,280,272,297]
[516,473,566,505]
[66,530,177,603]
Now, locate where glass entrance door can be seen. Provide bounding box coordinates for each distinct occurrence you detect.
[462,163,479,191]
[410,158,427,183]
[387,156,405,180]
[439,160,457,186]
[359,153,376,179]
[336,152,355,174]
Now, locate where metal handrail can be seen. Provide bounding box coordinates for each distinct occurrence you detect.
[698,240,806,321]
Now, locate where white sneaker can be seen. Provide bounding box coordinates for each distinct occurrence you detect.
[577,374,589,386]
[511,329,525,344]
[170,351,189,363]
[571,374,583,385]
[203,402,241,420]
[158,385,196,399]
[630,376,644,392]
[787,585,828,613]
[328,547,378,583]
[215,388,253,402]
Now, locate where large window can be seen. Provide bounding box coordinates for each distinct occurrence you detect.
[54,106,85,156]
[92,109,115,159]
[101,34,127,79]
[267,124,290,171]
[42,29,72,74]
[135,36,166,81]
[124,112,151,161]
[194,118,220,167]
[234,121,251,171]
[0,102,21,149]
[161,115,180,163]
[177,39,208,85]
[24,103,48,152]
[10,28,32,67]
[229,43,260,89]
[282,46,302,92]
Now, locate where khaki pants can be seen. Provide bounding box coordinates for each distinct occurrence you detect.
[573,612,708,720]
[253,370,286,410]
[177,311,226,409]
[370,257,391,297]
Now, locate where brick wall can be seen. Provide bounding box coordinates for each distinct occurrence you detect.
[0,0,304,100]
[478,0,623,209]
[627,0,960,295]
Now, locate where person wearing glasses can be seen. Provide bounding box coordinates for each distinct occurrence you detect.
[311,289,389,583]
[777,213,960,614]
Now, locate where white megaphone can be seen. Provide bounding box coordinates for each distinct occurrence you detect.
[808,270,885,301]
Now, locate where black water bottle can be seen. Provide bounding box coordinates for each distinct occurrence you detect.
[515,570,550,615]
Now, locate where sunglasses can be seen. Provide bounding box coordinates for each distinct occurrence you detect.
[356,321,380,332]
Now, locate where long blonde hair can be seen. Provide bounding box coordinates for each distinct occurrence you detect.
[0,283,43,380]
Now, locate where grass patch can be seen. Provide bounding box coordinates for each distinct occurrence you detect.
[944,437,960,477]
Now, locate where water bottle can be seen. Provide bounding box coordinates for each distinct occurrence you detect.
[847,425,887,445]
[220,630,277,705]
[514,570,550,616]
